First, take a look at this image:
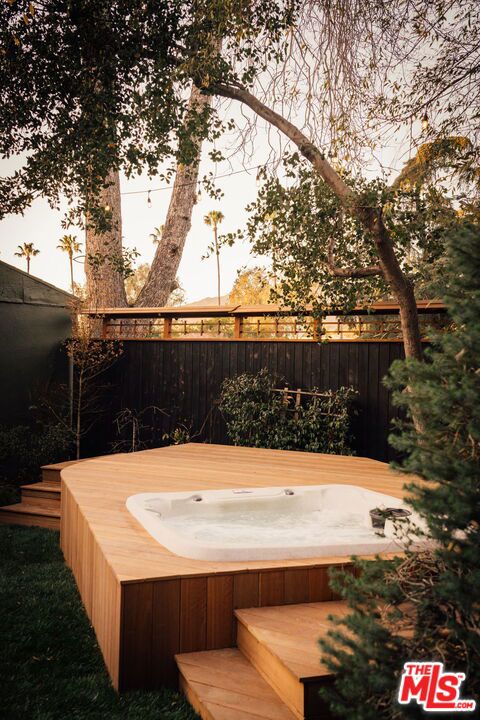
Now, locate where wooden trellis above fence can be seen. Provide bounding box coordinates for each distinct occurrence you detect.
[82,301,448,343]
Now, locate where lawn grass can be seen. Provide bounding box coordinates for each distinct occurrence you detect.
[0,524,198,720]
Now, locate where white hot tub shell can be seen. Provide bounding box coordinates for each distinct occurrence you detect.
[126,484,424,561]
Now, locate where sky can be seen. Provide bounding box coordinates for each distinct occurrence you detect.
[0,104,413,303]
[0,145,269,303]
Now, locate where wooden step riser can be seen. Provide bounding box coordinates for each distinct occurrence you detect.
[21,490,61,509]
[236,621,331,720]
[41,469,62,485]
[237,621,304,719]
[0,510,59,530]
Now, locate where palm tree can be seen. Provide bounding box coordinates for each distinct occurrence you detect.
[14,242,40,274]
[150,225,165,245]
[204,211,225,305]
[57,234,82,293]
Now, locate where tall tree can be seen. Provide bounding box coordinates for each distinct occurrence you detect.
[229,266,272,305]
[57,234,82,293]
[204,210,225,305]
[2,1,478,357]
[136,85,213,307]
[14,242,40,274]
[84,169,128,308]
[125,262,185,306]
[240,142,473,331]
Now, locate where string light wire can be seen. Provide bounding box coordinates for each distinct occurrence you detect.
[120,160,277,198]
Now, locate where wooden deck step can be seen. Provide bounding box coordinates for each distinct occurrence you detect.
[177,648,298,720]
[41,460,81,485]
[0,501,60,530]
[21,481,61,509]
[235,601,348,719]
[0,457,95,529]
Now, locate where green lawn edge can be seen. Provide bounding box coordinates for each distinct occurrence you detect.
[0,524,199,720]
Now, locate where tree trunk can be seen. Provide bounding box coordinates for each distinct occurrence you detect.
[76,372,82,460]
[135,85,211,307]
[69,253,74,294]
[85,168,127,309]
[214,225,221,305]
[212,82,424,361]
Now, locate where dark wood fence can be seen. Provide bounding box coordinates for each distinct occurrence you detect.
[97,339,407,462]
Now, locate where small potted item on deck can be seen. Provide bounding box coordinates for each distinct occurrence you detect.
[369,507,412,534]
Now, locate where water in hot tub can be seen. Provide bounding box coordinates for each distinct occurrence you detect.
[161,506,376,546]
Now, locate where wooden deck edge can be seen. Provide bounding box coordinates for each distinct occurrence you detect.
[60,479,122,690]
[236,620,304,718]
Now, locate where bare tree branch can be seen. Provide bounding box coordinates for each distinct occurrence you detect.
[327,236,381,278]
[211,82,355,203]
[210,81,423,361]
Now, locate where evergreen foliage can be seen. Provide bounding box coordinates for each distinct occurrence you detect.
[219,369,357,454]
[319,223,480,718]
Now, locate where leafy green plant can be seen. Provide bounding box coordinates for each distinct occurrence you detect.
[0,422,74,484]
[163,423,192,446]
[219,369,357,454]
[65,323,123,459]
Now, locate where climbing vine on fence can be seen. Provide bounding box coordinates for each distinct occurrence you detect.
[219,369,357,454]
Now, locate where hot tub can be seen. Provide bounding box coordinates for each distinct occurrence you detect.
[126,484,424,561]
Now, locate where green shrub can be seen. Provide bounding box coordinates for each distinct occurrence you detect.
[219,369,357,454]
[0,422,74,483]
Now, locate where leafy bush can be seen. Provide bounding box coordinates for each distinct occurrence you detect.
[219,369,357,454]
[0,422,74,483]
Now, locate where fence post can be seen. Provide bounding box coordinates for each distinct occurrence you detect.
[163,317,172,339]
[234,315,243,339]
[294,388,301,420]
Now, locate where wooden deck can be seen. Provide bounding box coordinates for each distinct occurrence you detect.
[60,444,409,693]
[178,600,349,720]
[0,461,74,529]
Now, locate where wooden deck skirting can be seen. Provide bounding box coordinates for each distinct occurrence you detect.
[60,444,411,692]
[82,301,447,342]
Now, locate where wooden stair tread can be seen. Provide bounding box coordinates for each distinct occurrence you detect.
[235,601,349,682]
[41,460,82,471]
[177,648,297,720]
[0,502,60,518]
[21,481,61,493]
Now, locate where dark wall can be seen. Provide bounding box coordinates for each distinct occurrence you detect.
[104,339,406,462]
[0,262,72,426]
